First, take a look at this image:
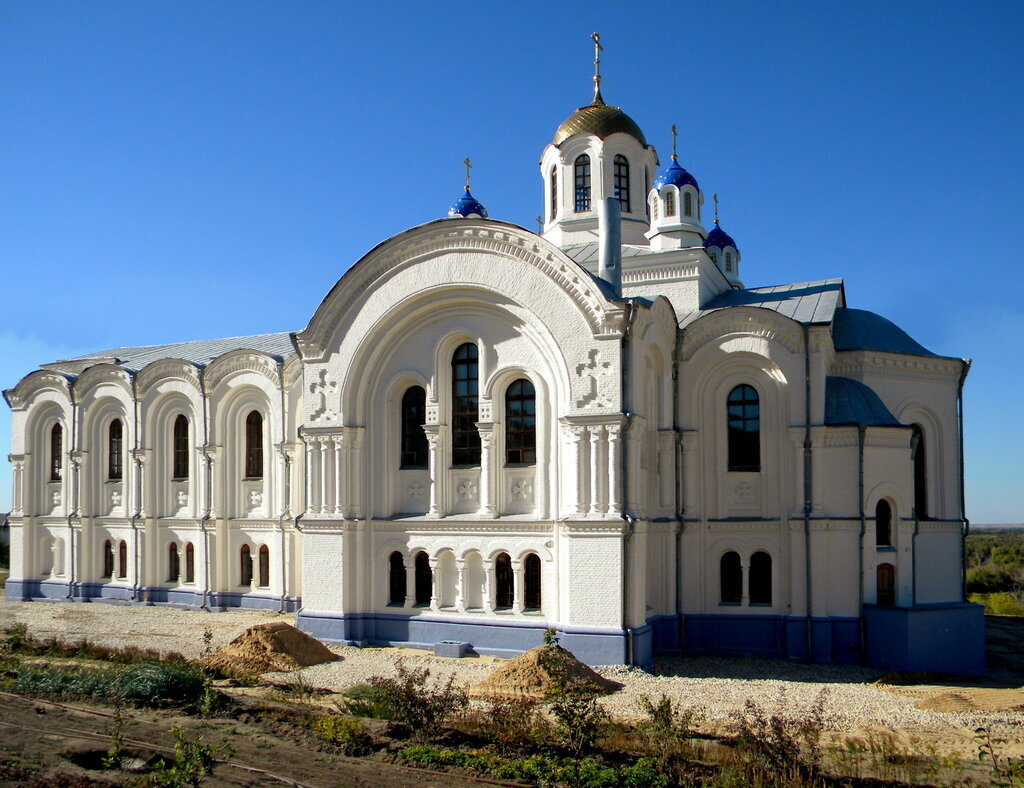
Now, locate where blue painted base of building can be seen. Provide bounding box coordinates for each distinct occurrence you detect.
[864,603,985,675]
[682,614,861,665]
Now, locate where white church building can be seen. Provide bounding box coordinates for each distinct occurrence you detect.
[3,54,984,673]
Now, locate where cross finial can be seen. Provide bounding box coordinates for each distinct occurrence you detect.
[463,157,472,190]
[713,192,720,225]
[536,216,544,233]
[670,123,678,162]
[590,32,604,105]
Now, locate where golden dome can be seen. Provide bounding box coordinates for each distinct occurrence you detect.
[553,99,648,147]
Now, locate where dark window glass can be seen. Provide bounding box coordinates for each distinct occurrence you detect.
[644,167,650,217]
[727,385,761,472]
[505,379,536,464]
[451,343,480,465]
[613,154,630,213]
[574,154,591,212]
[720,551,741,604]
[245,411,263,479]
[50,423,62,481]
[185,542,194,583]
[102,539,114,579]
[168,543,180,583]
[117,540,127,579]
[683,190,693,217]
[912,424,927,519]
[877,563,895,606]
[549,165,558,221]
[524,553,541,611]
[414,551,432,605]
[389,551,407,605]
[876,500,893,547]
[495,552,514,609]
[665,190,675,217]
[173,415,189,480]
[108,419,123,480]
[258,545,270,587]
[749,551,772,605]
[401,386,428,468]
[240,545,253,586]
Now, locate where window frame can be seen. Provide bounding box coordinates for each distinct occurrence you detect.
[549,165,558,221]
[400,386,428,469]
[167,542,180,583]
[749,551,772,605]
[108,419,123,481]
[613,154,630,213]
[683,190,693,217]
[388,551,407,606]
[664,190,675,217]
[727,384,761,472]
[451,343,481,467]
[875,500,893,547]
[240,544,253,587]
[523,553,541,611]
[244,411,264,480]
[101,539,114,579]
[720,551,742,605]
[876,563,896,606]
[912,424,927,519]
[414,551,432,606]
[172,414,189,481]
[50,423,63,482]
[574,154,591,212]
[495,552,514,610]
[117,540,128,580]
[504,378,536,465]
[258,544,270,588]
[185,542,195,584]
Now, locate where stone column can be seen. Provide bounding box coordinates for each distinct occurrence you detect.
[589,427,603,516]
[303,438,316,514]
[318,437,330,515]
[511,558,524,615]
[477,424,496,518]
[424,426,442,518]
[455,558,466,613]
[566,424,588,517]
[741,556,750,607]
[333,435,344,517]
[428,556,439,611]
[607,424,622,515]
[9,455,25,516]
[482,558,494,613]
[404,559,415,608]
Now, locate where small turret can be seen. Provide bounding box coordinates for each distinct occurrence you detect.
[705,193,741,285]
[447,157,488,219]
[645,124,704,251]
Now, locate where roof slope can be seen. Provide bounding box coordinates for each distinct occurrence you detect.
[825,377,903,427]
[832,308,936,357]
[680,279,845,328]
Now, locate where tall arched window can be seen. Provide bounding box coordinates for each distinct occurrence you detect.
[452,343,480,466]
[912,424,927,519]
[414,551,432,605]
[401,386,428,468]
[574,154,591,212]
[50,423,63,481]
[101,539,114,579]
[505,379,536,464]
[664,190,675,217]
[727,385,761,472]
[876,500,893,547]
[185,542,194,583]
[173,415,189,480]
[495,552,514,609]
[725,251,733,273]
[245,411,263,479]
[108,419,123,480]
[683,191,692,217]
[652,195,659,220]
[388,551,406,605]
[258,545,270,587]
[549,165,558,220]
[720,551,742,604]
[876,563,895,606]
[749,551,772,605]
[240,544,253,586]
[167,543,180,583]
[613,155,630,212]
[524,553,541,611]
[117,540,128,579]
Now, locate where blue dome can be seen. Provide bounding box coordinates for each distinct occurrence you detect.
[705,223,737,251]
[447,188,488,219]
[652,159,699,192]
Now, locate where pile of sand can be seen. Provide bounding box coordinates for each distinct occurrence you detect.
[468,645,621,701]
[201,621,337,675]
[916,688,1024,713]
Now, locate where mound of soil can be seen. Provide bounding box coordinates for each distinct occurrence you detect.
[468,644,621,701]
[201,621,337,675]
[916,688,1024,713]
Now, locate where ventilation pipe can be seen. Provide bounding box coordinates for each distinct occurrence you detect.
[598,197,622,298]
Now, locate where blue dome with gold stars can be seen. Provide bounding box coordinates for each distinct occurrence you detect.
[652,159,699,192]
[447,189,488,219]
[705,222,737,251]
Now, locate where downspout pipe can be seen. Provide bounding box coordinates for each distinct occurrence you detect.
[277,359,288,615]
[957,359,971,602]
[801,323,813,662]
[672,328,684,651]
[598,198,622,298]
[619,300,636,664]
[857,424,866,661]
[910,430,921,607]
[65,387,78,601]
[199,368,211,611]
[130,375,141,602]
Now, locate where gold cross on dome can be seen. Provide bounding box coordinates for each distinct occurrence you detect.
[463,157,472,190]
[713,192,720,224]
[590,32,604,103]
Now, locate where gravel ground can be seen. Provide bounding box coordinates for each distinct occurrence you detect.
[2,601,1022,740]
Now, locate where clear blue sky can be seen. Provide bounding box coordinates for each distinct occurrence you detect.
[2,1,1022,522]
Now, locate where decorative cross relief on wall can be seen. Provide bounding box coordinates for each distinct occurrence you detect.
[457,480,478,500]
[511,479,532,500]
[407,482,426,501]
[309,369,339,423]
[574,349,614,410]
[249,490,263,508]
[734,481,754,502]
[51,490,62,508]
[111,490,122,508]
[176,489,189,509]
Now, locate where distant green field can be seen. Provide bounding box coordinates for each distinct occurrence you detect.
[967,528,1024,616]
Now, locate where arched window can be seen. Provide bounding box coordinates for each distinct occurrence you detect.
[664,190,675,217]
[613,155,630,212]
[495,552,514,609]
[41,535,55,576]
[240,544,253,586]
[167,543,180,583]
[720,551,742,604]
[644,167,650,217]
[245,411,263,479]
[258,545,270,587]
[709,250,717,264]
[652,195,658,220]
[505,379,536,464]
[749,551,772,605]
[574,154,591,212]
[108,419,123,480]
[173,415,189,480]
[117,540,128,579]
[912,424,927,519]
[876,563,896,606]
[388,551,406,605]
[101,539,114,579]
[185,542,194,583]
[725,251,733,273]
[50,423,63,481]
[400,386,428,468]
[683,191,692,217]
[549,165,558,221]
[727,385,761,472]
[524,553,541,611]
[414,551,432,605]
[876,500,893,547]
[452,343,480,466]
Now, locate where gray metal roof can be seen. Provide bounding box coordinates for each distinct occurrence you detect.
[680,279,845,328]
[832,308,936,357]
[562,243,657,265]
[825,376,903,427]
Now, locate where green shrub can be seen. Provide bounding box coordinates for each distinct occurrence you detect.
[149,724,233,788]
[343,660,467,735]
[971,591,1024,617]
[311,715,373,754]
[13,660,206,708]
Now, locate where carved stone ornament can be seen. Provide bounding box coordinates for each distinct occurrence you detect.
[52,490,61,507]
[111,490,122,507]
[407,482,426,500]
[735,481,755,502]
[309,368,339,422]
[511,480,532,500]
[574,349,614,409]
[457,480,478,500]
[249,490,263,508]
[176,489,188,508]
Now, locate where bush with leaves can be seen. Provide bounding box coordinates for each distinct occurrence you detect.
[342,660,466,736]
[311,714,374,755]
[147,724,233,788]
[476,696,550,753]
[734,687,829,779]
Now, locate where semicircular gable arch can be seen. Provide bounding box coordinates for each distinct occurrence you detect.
[203,349,282,394]
[681,306,805,363]
[4,370,73,412]
[136,358,202,399]
[71,364,134,407]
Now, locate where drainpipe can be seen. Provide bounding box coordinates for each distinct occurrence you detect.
[277,359,289,614]
[199,369,211,611]
[672,328,684,650]
[65,387,78,600]
[130,375,141,602]
[910,430,921,607]
[619,300,636,663]
[801,323,813,662]
[857,424,866,661]
[957,359,971,602]
[597,198,622,298]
